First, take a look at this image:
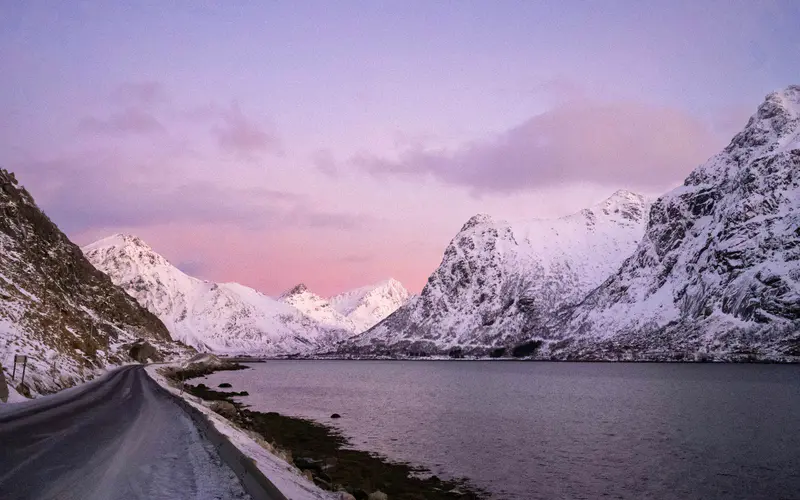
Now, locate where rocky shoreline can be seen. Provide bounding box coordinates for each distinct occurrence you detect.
[162,362,485,500]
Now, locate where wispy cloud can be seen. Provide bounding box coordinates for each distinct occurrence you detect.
[14,154,369,234]
[78,81,167,135]
[352,98,726,193]
[213,103,283,157]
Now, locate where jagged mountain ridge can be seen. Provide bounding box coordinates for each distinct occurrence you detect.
[344,190,650,355]
[548,86,800,360]
[83,234,353,355]
[0,169,184,395]
[279,284,357,332]
[330,278,411,332]
[279,279,410,333]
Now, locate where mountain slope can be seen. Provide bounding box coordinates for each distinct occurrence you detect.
[346,190,649,355]
[550,86,800,361]
[279,280,411,333]
[0,169,182,395]
[330,278,411,332]
[279,284,356,332]
[83,235,351,354]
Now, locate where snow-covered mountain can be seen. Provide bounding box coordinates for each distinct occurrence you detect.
[330,278,411,332]
[83,235,351,355]
[550,85,800,361]
[345,190,649,355]
[279,279,410,333]
[0,169,185,396]
[279,284,356,332]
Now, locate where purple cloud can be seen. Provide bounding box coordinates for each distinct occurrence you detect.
[78,82,167,135]
[213,103,282,157]
[13,154,370,234]
[353,98,727,193]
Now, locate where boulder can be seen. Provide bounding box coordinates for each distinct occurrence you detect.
[0,364,8,403]
[128,340,162,363]
[313,475,332,490]
[294,457,323,472]
[208,400,237,419]
[218,382,232,388]
[330,413,341,419]
[15,383,31,398]
[368,491,388,500]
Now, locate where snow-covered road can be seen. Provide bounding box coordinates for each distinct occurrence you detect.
[0,365,250,500]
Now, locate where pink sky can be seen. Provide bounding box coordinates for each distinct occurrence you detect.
[2,2,797,296]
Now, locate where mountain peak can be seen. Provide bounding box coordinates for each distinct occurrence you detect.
[460,213,494,232]
[84,233,153,253]
[725,84,800,158]
[83,233,176,276]
[598,190,647,210]
[766,85,800,115]
[329,278,411,332]
[279,283,310,299]
[581,190,648,224]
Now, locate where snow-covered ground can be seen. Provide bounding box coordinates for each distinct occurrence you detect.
[145,364,335,500]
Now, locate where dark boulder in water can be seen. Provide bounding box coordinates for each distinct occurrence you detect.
[218,382,232,388]
[331,413,342,419]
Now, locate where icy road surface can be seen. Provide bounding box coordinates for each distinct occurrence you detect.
[0,365,249,500]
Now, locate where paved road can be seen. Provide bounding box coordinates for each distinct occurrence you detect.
[0,365,249,500]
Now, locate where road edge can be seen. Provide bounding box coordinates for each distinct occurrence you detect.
[145,366,290,500]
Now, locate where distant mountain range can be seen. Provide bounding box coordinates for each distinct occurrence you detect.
[343,190,650,356]
[83,235,409,355]
[279,279,410,333]
[3,86,798,376]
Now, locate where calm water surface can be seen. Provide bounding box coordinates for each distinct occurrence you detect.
[201,361,800,500]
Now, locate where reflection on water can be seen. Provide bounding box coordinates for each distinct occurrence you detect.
[201,361,800,499]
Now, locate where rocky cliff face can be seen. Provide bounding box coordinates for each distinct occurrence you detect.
[0,169,183,395]
[550,86,800,361]
[345,190,649,355]
[84,234,353,354]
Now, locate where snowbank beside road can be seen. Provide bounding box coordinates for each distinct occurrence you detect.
[145,364,335,500]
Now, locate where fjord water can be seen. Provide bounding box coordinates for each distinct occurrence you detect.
[202,361,800,499]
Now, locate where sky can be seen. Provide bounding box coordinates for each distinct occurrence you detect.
[2,1,798,296]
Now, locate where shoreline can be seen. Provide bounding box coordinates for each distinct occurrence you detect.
[223,355,800,364]
[165,362,486,500]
